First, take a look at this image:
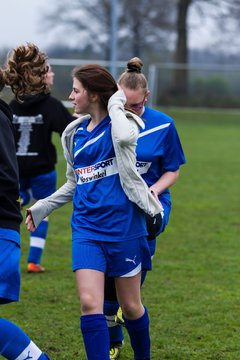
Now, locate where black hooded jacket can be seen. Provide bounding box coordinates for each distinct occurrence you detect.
[0,99,22,232]
[9,93,73,177]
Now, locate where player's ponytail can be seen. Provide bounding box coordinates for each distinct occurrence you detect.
[118,57,148,92]
[3,43,49,101]
[127,57,143,73]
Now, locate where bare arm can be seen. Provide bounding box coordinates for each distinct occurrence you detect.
[150,169,180,198]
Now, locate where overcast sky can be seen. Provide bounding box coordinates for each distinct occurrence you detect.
[0,1,229,54]
[0,0,50,51]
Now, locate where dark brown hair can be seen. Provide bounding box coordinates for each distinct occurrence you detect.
[2,43,49,101]
[118,57,148,94]
[72,64,118,109]
[0,69,5,92]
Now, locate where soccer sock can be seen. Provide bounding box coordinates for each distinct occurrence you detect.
[80,314,109,360]
[104,300,124,344]
[124,307,150,360]
[0,318,50,359]
[28,219,48,264]
[20,189,34,207]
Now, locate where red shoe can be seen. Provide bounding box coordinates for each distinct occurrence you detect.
[27,263,45,273]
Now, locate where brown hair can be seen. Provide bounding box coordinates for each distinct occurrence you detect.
[118,57,148,94]
[0,69,5,92]
[72,64,118,110]
[2,43,49,101]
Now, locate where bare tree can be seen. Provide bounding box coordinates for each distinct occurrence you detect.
[119,0,176,58]
[172,0,240,96]
[173,0,192,95]
[214,0,240,50]
[41,0,177,60]
[43,0,112,58]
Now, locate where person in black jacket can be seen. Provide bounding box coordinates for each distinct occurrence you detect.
[0,43,51,359]
[9,60,73,273]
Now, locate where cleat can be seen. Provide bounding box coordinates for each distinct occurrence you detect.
[27,262,45,273]
[110,342,123,359]
[115,307,125,326]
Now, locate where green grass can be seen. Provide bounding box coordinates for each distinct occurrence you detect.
[1,108,240,359]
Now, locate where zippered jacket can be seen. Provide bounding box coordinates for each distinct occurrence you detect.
[0,99,22,232]
[29,90,163,228]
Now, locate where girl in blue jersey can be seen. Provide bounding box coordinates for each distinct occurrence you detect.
[26,64,162,360]
[104,57,186,359]
[0,44,51,360]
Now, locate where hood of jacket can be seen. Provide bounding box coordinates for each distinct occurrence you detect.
[12,92,51,108]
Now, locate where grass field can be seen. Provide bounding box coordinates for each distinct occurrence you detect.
[1,108,240,359]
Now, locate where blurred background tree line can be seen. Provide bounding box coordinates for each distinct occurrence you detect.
[2,0,240,108]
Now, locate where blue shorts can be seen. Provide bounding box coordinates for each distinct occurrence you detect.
[20,169,57,206]
[159,198,171,234]
[147,198,171,257]
[72,237,152,277]
[0,239,21,304]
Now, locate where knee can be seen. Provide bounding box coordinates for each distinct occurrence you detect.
[80,293,100,314]
[121,300,144,320]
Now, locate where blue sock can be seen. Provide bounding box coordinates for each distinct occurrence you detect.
[80,314,109,360]
[124,307,150,360]
[0,318,50,359]
[20,190,31,207]
[104,300,124,344]
[28,220,48,264]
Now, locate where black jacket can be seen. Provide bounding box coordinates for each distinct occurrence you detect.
[0,99,22,232]
[10,93,73,177]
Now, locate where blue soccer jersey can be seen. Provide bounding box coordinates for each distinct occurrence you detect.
[136,106,186,205]
[71,116,147,242]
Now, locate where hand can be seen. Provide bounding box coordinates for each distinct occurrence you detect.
[150,188,161,205]
[117,83,123,91]
[107,87,126,112]
[25,209,36,232]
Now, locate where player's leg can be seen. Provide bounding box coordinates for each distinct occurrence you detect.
[73,239,110,360]
[76,269,109,360]
[115,273,151,360]
[0,240,50,359]
[0,318,50,360]
[19,177,33,208]
[105,214,162,358]
[104,276,124,359]
[108,236,151,360]
[27,170,56,272]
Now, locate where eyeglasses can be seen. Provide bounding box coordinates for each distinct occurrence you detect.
[128,96,146,112]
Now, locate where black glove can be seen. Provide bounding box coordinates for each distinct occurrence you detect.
[145,213,162,241]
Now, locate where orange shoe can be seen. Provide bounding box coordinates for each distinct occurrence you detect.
[27,262,45,273]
